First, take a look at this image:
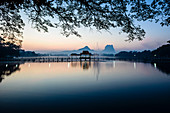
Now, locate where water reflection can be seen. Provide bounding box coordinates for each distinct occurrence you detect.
[151,62,170,75]
[71,62,78,67]
[134,62,136,69]
[70,61,170,76]
[71,61,91,70]
[0,61,169,85]
[71,61,101,80]
[154,63,157,69]
[93,61,100,80]
[80,61,91,70]
[113,61,116,68]
[67,63,70,68]
[105,62,114,69]
[0,61,170,113]
[0,63,21,83]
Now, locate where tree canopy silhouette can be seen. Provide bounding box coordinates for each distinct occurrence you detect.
[168,40,170,43]
[0,0,169,43]
[0,36,21,57]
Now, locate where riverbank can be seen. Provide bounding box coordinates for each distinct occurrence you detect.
[0,56,170,63]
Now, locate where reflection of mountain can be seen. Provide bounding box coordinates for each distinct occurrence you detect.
[151,62,170,75]
[0,64,21,83]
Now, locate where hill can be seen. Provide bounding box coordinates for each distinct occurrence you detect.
[102,45,115,54]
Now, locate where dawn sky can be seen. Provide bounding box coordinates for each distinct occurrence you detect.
[22,16,170,52]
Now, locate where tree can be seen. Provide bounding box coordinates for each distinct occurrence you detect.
[0,0,169,43]
[0,36,21,57]
[152,43,170,58]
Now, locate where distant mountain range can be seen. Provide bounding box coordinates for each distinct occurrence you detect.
[36,45,116,55]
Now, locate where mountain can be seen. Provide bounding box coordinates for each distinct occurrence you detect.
[78,46,94,52]
[78,46,92,51]
[36,45,116,56]
[102,45,115,54]
[44,46,94,55]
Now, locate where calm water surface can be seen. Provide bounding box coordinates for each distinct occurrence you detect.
[0,61,170,113]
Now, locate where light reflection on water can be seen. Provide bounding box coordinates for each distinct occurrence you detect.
[0,61,170,113]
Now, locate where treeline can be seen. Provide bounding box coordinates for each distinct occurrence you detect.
[115,43,170,59]
[0,36,21,58]
[19,50,38,57]
[152,44,170,58]
[0,36,38,58]
[0,45,20,58]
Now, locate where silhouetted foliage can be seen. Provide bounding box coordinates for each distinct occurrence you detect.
[115,50,152,58]
[0,63,20,83]
[116,43,170,58]
[0,36,21,57]
[19,50,38,57]
[0,0,169,42]
[152,44,170,58]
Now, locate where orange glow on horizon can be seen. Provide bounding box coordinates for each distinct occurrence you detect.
[21,21,170,51]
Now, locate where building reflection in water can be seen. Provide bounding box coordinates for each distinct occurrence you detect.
[71,61,91,70]
[0,63,21,83]
[80,61,91,70]
[70,61,100,80]
[1,61,169,84]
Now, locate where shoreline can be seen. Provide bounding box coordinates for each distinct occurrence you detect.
[0,56,170,64]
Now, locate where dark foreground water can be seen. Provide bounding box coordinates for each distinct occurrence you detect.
[0,61,170,113]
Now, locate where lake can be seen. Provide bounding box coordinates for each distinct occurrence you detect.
[0,61,170,113]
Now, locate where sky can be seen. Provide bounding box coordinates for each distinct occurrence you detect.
[22,15,170,52]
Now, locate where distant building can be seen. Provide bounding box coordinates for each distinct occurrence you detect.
[71,51,99,61]
[80,51,92,56]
